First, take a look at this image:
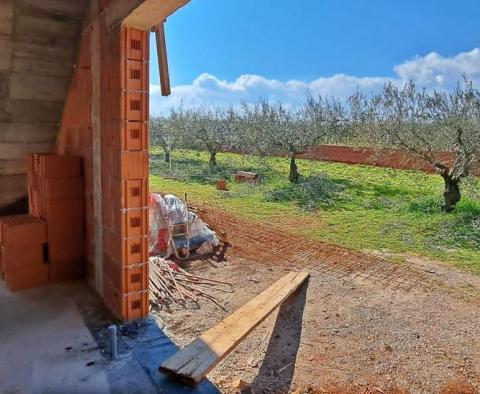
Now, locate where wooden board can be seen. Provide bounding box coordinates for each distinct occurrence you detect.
[154,22,171,96]
[159,271,309,384]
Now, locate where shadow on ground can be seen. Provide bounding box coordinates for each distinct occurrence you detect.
[252,280,309,392]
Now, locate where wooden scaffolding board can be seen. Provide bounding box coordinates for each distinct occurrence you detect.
[159,271,309,384]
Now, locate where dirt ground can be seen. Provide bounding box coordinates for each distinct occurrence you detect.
[152,211,480,394]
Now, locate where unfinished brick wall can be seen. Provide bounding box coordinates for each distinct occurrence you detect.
[300,145,480,175]
[54,1,150,320]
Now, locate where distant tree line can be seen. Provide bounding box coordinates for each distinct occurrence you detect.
[150,78,480,211]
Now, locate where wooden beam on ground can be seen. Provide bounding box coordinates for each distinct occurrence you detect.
[154,21,171,96]
[159,271,310,385]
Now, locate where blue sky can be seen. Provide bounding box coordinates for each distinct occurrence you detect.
[149,0,480,113]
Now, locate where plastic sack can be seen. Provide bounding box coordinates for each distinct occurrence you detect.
[149,193,219,259]
[149,193,171,256]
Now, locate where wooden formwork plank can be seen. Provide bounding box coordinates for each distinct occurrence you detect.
[159,271,309,384]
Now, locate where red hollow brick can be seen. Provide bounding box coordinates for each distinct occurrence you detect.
[1,243,46,273]
[103,230,148,266]
[42,178,84,201]
[111,179,148,209]
[47,238,85,263]
[123,59,148,92]
[118,207,148,238]
[49,259,85,283]
[104,280,149,321]
[121,121,148,151]
[122,27,149,62]
[103,253,148,293]
[43,198,85,222]
[0,216,47,248]
[121,91,148,122]
[6,264,49,292]
[38,154,82,179]
[47,215,85,243]
[115,150,149,180]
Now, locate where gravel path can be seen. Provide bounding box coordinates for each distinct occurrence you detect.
[152,213,480,393]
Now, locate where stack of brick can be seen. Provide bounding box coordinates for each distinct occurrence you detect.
[101,26,149,321]
[0,216,48,291]
[27,154,86,282]
[234,171,258,183]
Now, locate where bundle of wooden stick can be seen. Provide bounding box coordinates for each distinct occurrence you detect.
[149,257,234,311]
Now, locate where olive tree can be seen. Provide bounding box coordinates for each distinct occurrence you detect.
[358,79,480,211]
[191,107,237,166]
[150,108,188,164]
[243,97,345,183]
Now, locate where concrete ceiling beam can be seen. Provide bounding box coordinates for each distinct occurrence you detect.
[105,0,190,31]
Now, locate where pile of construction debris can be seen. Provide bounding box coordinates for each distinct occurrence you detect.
[149,193,220,260]
[149,257,233,311]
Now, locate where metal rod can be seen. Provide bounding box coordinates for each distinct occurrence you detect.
[108,325,118,361]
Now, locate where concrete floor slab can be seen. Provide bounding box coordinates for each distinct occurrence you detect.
[0,281,110,393]
[0,280,219,394]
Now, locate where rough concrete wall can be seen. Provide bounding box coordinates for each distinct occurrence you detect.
[0,0,88,210]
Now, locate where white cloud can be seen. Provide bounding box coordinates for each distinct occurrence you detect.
[150,48,480,114]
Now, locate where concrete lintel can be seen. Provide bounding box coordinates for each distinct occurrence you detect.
[106,0,189,31]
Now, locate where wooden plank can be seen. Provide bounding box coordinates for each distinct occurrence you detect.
[154,21,171,96]
[159,271,309,384]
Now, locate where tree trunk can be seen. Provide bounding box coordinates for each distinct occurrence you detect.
[209,151,217,166]
[289,155,300,183]
[164,149,170,163]
[442,174,461,212]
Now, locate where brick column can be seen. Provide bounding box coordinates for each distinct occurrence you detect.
[101,26,149,321]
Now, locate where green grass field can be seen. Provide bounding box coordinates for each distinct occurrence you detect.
[150,149,480,273]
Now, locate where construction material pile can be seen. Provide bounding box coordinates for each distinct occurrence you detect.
[149,193,219,260]
[0,154,85,292]
[149,257,233,310]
